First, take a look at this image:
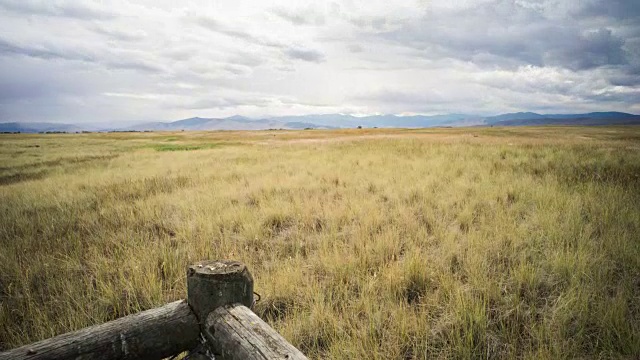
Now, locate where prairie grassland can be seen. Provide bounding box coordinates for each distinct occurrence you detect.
[0,127,639,359]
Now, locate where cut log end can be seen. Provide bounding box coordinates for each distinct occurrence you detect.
[187,260,254,325]
[188,260,247,277]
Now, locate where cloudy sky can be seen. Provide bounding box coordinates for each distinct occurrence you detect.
[0,0,639,123]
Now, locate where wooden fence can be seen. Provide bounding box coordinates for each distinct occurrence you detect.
[0,260,307,360]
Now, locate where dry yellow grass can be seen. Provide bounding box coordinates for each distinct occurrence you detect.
[1,126,639,359]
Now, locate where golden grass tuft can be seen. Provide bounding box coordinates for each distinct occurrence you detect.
[0,126,639,358]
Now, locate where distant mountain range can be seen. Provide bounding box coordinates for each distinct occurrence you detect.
[124,116,323,132]
[2,112,639,133]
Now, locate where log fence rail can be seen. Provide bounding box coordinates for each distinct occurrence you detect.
[0,260,307,360]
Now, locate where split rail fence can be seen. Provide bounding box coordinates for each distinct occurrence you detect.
[0,260,307,360]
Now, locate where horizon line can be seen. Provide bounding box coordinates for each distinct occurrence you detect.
[2,110,638,125]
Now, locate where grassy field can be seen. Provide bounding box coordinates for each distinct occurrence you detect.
[1,126,639,359]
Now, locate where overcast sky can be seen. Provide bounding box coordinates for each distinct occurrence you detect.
[0,0,639,123]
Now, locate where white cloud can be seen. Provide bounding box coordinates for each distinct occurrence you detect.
[0,0,638,123]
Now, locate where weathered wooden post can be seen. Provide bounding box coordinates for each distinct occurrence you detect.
[0,259,308,360]
[187,260,254,324]
[187,260,308,360]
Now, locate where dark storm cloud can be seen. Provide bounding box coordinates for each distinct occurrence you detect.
[379,1,634,72]
[609,74,640,86]
[574,0,640,20]
[548,28,628,70]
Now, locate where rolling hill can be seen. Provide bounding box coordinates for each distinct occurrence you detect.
[1,112,639,133]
